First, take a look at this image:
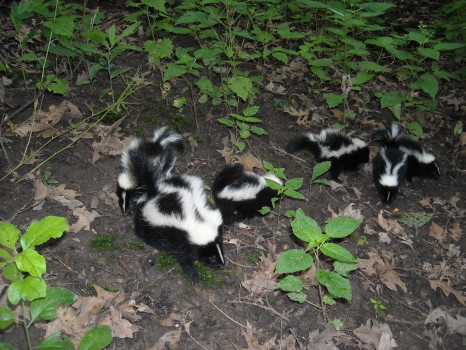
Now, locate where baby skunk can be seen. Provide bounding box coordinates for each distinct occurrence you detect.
[117,127,183,214]
[398,139,440,181]
[372,124,408,203]
[285,128,369,181]
[134,174,224,283]
[212,164,282,225]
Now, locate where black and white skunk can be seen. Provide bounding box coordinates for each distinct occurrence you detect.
[116,127,183,214]
[285,128,369,181]
[212,164,282,225]
[134,174,225,283]
[372,124,408,203]
[372,124,440,203]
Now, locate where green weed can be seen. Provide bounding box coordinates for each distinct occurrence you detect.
[91,234,119,252]
[126,241,145,251]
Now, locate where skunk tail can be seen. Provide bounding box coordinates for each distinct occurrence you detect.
[372,123,403,145]
[151,126,184,152]
[285,133,320,155]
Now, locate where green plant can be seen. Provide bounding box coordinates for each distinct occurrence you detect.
[126,241,145,251]
[275,209,361,306]
[42,170,58,185]
[310,161,332,186]
[370,298,388,317]
[0,216,113,350]
[91,234,119,251]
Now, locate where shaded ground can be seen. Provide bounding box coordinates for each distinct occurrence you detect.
[1,2,465,350]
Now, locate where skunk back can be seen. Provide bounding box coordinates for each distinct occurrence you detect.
[212,164,282,224]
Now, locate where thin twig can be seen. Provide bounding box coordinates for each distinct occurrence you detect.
[230,300,290,321]
[225,256,254,268]
[269,141,307,162]
[210,302,247,329]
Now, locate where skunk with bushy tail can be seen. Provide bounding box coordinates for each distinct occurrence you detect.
[285,128,369,181]
[116,127,183,214]
[134,174,225,283]
[212,164,282,225]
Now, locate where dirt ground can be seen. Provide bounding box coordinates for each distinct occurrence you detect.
[1,3,465,350]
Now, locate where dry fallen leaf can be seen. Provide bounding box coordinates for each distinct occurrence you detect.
[69,207,101,233]
[148,328,182,350]
[428,279,466,306]
[353,319,397,350]
[235,152,264,171]
[264,81,287,95]
[428,221,447,245]
[449,221,463,242]
[425,307,466,335]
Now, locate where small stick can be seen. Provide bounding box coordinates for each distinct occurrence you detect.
[225,256,253,268]
[230,300,290,321]
[269,141,307,162]
[210,302,247,329]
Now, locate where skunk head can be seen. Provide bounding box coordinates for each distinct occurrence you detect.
[197,227,225,268]
[373,147,407,203]
[377,174,400,203]
[373,123,402,145]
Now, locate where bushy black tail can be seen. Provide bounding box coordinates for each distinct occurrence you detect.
[372,123,403,146]
[285,133,320,156]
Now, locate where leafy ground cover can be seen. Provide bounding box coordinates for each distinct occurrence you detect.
[0,0,465,349]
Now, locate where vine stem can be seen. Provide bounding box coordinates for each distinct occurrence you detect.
[21,302,33,350]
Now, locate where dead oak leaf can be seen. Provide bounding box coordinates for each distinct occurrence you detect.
[353,319,397,350]
[234,152,264,171]
[428,279,466,306]
[148,328,182,350]
[264,81,287,95]
[449,221,463,242]
[69,207,101,233]
[425,307,466,335]
[100,306,139,339]
[428,221,447,245]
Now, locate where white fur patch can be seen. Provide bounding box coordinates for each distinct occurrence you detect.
[118,172,134,189]
[217,173,282,201]
[378,148,407,187]
[380,174,398,187]
[142,175,222,246]
[152,127,182,147]
[121,138,141,169]
[305,129,367,159]
[400,146,435,164]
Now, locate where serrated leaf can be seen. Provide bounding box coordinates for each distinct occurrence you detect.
[228,77,253,101]
[140,0,166,13]
[276,275,304,292]
[412,73,438,99]
[16,249,46,277]
[39,332,74,350]
[43,16,75,37]
[243,105,260,116]
[31,287,77,322]
[433,42,465,51]
[277,22,307,39]
[317,270,352,301]
[358,61,391,72]
[0,306,15,329]
[408,31,428,44]
[163,64,188,81]
[326,93,344,108]
[272,51,288,64]
[287,292,307,303]
[321,243,358,262]
[265,178,283,190]
[78,325,113,350]
[312,161,331,180]
[417,47,440,61]
[334,261,359,276]
[291,209,322,243]
[285,178,303,191]
[380,91,404,109]
[216,118,234,127]
[309,58,332,67]
[21,216,68,250]
[275,249,313,274]
[352,71,373,85]
[8,276,47,305]
[325,217,362,238]
[284,189,307,200]
[258,206,271,215]
[399,212,433,228]
[175,11,208,25]
[0,222,20,250]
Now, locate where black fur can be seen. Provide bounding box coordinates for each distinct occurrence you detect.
[286,128,369,181]
[397,138,440,181]
[212,164,281,225]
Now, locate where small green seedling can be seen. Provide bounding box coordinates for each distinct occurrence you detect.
[42,170,58,185]
[91,234,119,251]
[370,298,388,317]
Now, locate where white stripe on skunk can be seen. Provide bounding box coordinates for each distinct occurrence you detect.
[212,164,282,224]
[116,127,183,214]
[135,174,224,283]
[285,128,369,181]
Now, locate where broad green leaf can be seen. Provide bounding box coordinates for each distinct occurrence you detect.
[227,77,253,101]
[275,249,313,274]
[433,42,465,51]
[0,306,15,329]
[291,209,322,243]
[358,61,391,72]
[388,103,402,120]
[408,31,428,44]
[163,64,188,81]
[0,248,12,267]
[285,178,303,191]
[322,294,336,305]
[39,332,74,350]
[196,76,215,95]
[358,2,395,14]
[250,126,268,135]
[321,243,358,262]
[16,249,46,277]
[175,11,209,25]
[312,161,331,181]
[311,66,331,81]
[284,189,307,200]
[406,122,423,137]
[0,342,16,350]
[43,16,75,37]
[243,106,260,116]
[2,263,23,282]
[8,276,47,304]
[272,51,288,64]
[239,130,250,139]
[287,292,307,303]
[110,67,131,79]
[454,121,463,135]
[380,91,403,109]
[78,325,113,350]
[334,261,359,276]
[276,275,303,292]
[233,141,245,153]
[21,217,68,250]
[216,118,234,127]
[172,97,186,108]
[330,318,343,330]
[352,71,373,85]
[117,22,141,43]
[412,73,438,99]
[144,38,173,66]
[417,47,440,61]
[386,46,415,60]
[312,179,330,186]
[399,212,433,228]
[317,270,352,301]
[265,178,283,190]
[325,217,362,238]
[107,24,116,47]
[31,287,77,322]
[326,94,344,108]
[140,0,166,13]
[0,222,20,250]
[258,206,271,215]
[243,117,262,123]
[194,48,222,59]
[277,22,307,39]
